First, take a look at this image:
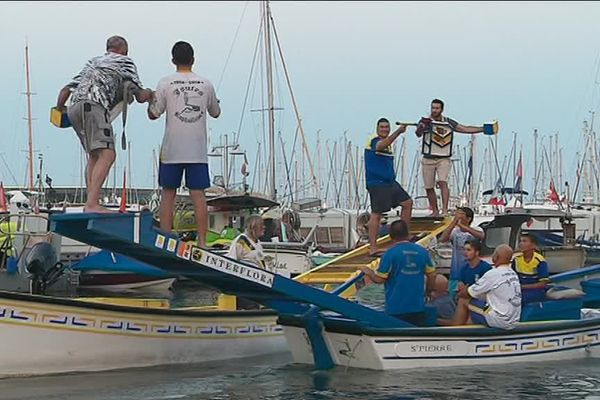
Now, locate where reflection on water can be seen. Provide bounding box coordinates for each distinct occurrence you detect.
[1,355,599,400]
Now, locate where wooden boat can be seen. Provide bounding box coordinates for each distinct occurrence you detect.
[280,308,600,370]
[0,290,285,377]
[47,212,600,373]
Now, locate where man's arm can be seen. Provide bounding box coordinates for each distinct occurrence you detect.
[360,266,387,284]
[439,216,459,243]
[207,83,221,118]
[134,88,153,104]
[376,125,406,151]
[147,82,166,120]
[522,260,550,289]
[425,271,437,295]
[457,223,485,241]
[454,124,484,134]
[56,86,72,109]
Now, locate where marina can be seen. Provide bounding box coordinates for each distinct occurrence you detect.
[1,1,600,398]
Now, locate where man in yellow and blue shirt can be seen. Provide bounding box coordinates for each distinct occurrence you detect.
[361,220,436,326]
[364,118,413,256]
[511,233,550,303]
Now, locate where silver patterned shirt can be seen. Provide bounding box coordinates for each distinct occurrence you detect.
[67,52,143,110]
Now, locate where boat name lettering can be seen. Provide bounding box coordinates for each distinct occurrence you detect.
[410,344,452,353]
[192,247,274,287]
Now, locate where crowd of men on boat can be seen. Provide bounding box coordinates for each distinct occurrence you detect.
[55,35,547,329]
[359,102,549,329]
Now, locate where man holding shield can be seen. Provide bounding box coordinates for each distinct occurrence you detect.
[416,99,497,216]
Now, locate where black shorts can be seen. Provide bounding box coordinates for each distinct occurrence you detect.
[368,182,411,214]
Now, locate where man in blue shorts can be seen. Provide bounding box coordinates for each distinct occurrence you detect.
[148,41,221,247]
[364,118,413,256]
[361,220,436,326]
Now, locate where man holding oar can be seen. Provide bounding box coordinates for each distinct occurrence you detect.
[364,118,413,257]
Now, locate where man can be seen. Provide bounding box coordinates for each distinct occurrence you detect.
[148,41,221,248]
[459,240,492,287]
[427,274,456,324]
[361,220,436,326]
[56,36,152,212]
[440,207,484,295]
[452,244,522,329]
[511,233,550,303]
[364,118,413,256]
[416,99,486,216]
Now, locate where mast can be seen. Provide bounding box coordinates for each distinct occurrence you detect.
[25,42,35,191]
[262,0,276,200]
[533,129,538,201]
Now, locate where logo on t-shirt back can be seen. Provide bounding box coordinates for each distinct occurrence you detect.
[173,84,204,123]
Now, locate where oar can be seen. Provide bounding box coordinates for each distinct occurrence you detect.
[301,271,367,317]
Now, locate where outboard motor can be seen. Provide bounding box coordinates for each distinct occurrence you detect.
[22,242,65,294]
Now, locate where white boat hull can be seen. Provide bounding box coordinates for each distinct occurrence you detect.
[283,320,600,370]
[0,293,287,377]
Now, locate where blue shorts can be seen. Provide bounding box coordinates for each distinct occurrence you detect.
[159,162,210,190]
[468,299,490,325]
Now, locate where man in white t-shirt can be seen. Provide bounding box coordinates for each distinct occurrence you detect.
[451,244,522,329]
[148,41,221,247]
[439,207,484,297]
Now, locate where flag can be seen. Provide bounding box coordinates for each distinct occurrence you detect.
[514,152,523,192]
[467,154,473,186]
[488,177,504,205]
[0,182,6,212]
[549,180,560,203]
[119,168,127,213]
[241,153,249,177]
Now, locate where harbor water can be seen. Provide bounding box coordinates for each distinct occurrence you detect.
[1,355,599,399]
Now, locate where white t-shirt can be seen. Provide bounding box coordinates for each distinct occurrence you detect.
[226,233,266,269]
[150,71,220,163]
[468,265,522,329]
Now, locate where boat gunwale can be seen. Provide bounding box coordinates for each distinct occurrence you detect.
[277,313,600,338]
[0,290,278,318]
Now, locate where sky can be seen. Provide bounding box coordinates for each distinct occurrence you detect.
[1,1,600,203]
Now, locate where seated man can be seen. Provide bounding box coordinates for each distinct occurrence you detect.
[452,244,522,329]
[361,220,436,326]
[227,215,268,269]
[459,240,492,287]
[427,274,456,324]
[511,233,549,303]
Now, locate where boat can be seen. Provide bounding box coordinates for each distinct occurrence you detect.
[0,290,285,377]
[47,211,600,372]
[72,249,176,292]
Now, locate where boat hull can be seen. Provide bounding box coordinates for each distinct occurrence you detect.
[0,291,287,377]
[282,317,600,370]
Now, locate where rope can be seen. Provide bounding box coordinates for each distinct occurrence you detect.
[216,1,250,91]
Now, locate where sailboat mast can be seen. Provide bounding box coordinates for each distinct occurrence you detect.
[262,1,276,200]
[25,43,35,191]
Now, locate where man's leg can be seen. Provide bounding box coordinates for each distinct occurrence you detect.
[189,190,207,248]
[400,198,413,226]
[159,188,177,233]
[437,159,451,215]
[86,152,98,189]
[450,297,471,326]
[85,148,115,212]
[368,212,382,254]
[439,181,449,215]
[422,159,438,216]
[426,189,439,216]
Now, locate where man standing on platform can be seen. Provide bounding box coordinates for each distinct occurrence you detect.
[364,118,413,257]
[148,41,221,248]
[416,99,488,216]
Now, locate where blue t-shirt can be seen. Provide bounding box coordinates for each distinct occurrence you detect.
[449,228,479,280]
[376,242,435,315]
[364,135,395,188]
[459,259,492,286]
